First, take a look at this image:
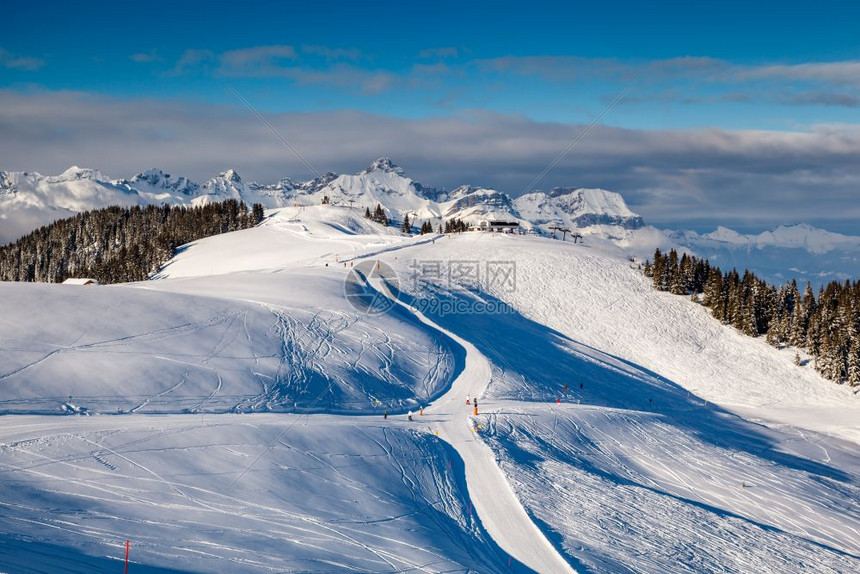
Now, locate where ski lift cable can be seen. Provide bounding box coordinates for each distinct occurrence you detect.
[227,378,338,490]
[226,83,324,181]
[227,84,402,244]
[461,80,636,251]
[521,79,637,195]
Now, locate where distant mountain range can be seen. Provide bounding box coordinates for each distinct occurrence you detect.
[2,158,858,285]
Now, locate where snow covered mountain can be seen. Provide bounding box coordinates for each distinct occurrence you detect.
[0,166,145,212]
[660,223,860,287]
[675,223,860,254]
[119,168,201,200]
[295,157,442,221]
[514,187,645,235]
[2,159,858,286]
[0,158,640,242]
[438,185,524,224]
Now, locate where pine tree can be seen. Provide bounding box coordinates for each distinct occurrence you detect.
[847,343,860,387]
[651,249,664,290]
[252,203,265,225]
[643,260,653,278]
[401,214,412,233]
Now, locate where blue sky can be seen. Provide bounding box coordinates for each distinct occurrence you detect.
[2,0,859,232]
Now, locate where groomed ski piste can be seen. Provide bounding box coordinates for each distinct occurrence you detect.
[0,205,857,572]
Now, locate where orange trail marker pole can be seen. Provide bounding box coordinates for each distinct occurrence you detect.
[124,540,130,574]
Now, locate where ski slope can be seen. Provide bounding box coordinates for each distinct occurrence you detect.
[481,403,859,572]
[0,415,519,572]
[0,278,455,415]
[377,280,574,573]
[383,233,860,443]
[0,205,857,572]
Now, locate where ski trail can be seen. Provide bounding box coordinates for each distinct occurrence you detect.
[375,279,576,573]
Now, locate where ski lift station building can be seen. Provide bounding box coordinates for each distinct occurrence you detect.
[469,220,521,233]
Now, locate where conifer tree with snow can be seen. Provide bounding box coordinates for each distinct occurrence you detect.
[371,204,389,226]
[847,344,860,387]
[642,246,860,387]
[251,203,265,225]
[0,200,259,284]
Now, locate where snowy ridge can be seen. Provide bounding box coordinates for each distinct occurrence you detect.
[4,159,858,288]
[514,187,645,232]
[675,223,860,254]
[120,168,201,200]
[0,158,642,242]
[0,166,144,212]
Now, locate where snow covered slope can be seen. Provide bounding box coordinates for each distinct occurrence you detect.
[1,204,858,572]
[379,233,859,570]
[0,254,456,415]
[386,234,860,442]
[481,404,859,572]
[0,414,520,573]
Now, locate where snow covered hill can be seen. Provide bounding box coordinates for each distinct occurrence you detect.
[0,204,858,571]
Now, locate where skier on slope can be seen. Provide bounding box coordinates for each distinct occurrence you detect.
[408,410,413,421]
[466,394,471,405]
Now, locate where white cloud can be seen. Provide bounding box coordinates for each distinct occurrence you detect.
[417,47,460,60]
[300,45,363,62]
[737,61,860,87]
[130,49,161,63]
[219,45,297,76]
[0,89,858,232]
[0,47,45,71]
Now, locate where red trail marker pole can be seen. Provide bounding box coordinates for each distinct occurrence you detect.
[124,540,130,574]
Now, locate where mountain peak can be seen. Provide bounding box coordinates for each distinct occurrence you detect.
[361,157,404,176]
[130,168,169,182]
[57,166,103,181]
[514,186,643,231]
[219,169,242,182]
